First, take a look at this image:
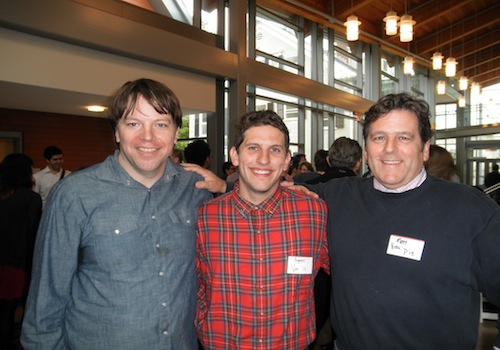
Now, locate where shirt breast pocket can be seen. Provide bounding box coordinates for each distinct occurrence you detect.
[165,209,198,254]
[89,215,152,275]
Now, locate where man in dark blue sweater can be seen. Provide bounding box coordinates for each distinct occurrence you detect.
[310,93,500,349]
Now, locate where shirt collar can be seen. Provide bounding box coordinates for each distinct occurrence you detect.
[373,167,427,193]
[231,183,282,218]
[110,150,179,187]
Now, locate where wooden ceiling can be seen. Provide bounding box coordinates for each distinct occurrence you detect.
[258,0,500,88]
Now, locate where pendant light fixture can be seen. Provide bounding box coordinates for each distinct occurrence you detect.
[403,56,414,75]
[437,80,446,95]
[444,14,457,77]
[459,76,468,91]
[399,14,415,42]
[432,52,444,70]
[445,57,457,77]
[471,82,481,98]
[383,11,399,36]
[458,95,466,108]
[345,15,361,41]
[344,0,360,42]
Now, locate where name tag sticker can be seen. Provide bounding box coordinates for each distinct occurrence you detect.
[287,256,313,274]
[386,234,425,261]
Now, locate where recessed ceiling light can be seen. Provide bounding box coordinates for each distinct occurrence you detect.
[87,105,106,112]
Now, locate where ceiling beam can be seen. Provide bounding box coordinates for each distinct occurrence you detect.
[416,2,500,55]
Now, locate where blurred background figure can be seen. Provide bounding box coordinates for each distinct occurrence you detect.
[221,161,236,180]
[170,148,183,164]
[0,153,42,350]
[294,150,330,184]
[33,146,71,209]
[288,153,306,178]
[313,149,330,176]
[299,161,314,173]
[184,140,212,169]
[425,145,460,183]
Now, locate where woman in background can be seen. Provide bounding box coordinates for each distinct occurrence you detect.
[0,153,42,350]
[425,144,461,183]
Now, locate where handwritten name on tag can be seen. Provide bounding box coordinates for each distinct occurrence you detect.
[386,234,425,261]
[287,256,313,274]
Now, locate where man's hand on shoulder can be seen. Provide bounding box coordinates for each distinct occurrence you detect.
[280,180,319,198]
[182,163,227,194]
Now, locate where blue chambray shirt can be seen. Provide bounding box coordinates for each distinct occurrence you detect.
[21,151,212,350]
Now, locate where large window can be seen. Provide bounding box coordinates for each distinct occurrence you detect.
[333,37,362,96]
[435,103,457,130]
[255,9,302,75]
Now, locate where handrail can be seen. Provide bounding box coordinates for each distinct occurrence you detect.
[484,181,500,195]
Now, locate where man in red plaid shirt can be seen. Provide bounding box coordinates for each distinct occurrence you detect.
[195,110,329,350]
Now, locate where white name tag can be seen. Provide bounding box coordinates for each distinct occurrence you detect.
[287,256,313,274]
[386,234,425,261]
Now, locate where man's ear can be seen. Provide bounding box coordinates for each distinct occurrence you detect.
[422,140,430,162]
[283,151,292,173]
[229,147,239,167]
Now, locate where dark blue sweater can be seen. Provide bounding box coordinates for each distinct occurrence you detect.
[311,175,500,350]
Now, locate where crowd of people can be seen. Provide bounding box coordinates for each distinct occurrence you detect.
[1,78,499,350]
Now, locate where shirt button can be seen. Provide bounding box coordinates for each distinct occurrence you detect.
[156,244,160,248]
[162,302,167,307]
[260,312,264,316]
[114,229,120,235]
[152,215,156,220]
[159,271,164,277]
[257,230,261,234]
[163,331,168,336]
[259,285,263,289]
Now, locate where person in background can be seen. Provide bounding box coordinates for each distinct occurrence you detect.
[313,149,330,175]
[425,144,460,183]
[0,154,42,350]
[306,93,500,349]
[306,137,362,185]
[485,163,500,188]
[184,140,212,169]
[221,161,236,180]
[299,160,314,173]
[195,110,329,350]
[288,153,306,178]
[32,146,71,208]
[305,136,362,350]
[170,147,183,164]
[294,149,329,184]
[21,78,215,350]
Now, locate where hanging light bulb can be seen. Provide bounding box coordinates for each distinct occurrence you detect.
[437,80,446,95]
[344,15,361,41]
[403,56,414,75]
[471,82,481,98]
[459,76,468,91]
[431,52,444,70]
[458,95,466,108]
[399,14,415,42]
[383,11,399,36]
[445,57,457,77]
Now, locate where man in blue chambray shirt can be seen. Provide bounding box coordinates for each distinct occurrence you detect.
[21,79,216,349]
